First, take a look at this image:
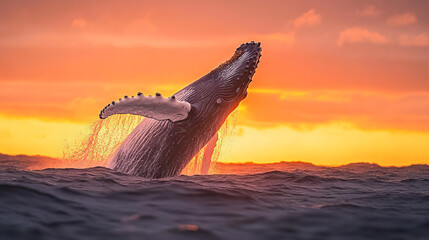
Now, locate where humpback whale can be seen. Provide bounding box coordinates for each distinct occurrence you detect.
[99,42,262,178]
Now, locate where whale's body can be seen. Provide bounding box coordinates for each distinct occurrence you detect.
[101,42,262,178]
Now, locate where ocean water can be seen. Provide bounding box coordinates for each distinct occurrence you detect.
[0,155,428,240]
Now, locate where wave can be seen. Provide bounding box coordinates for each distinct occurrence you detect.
[1,154,428,239]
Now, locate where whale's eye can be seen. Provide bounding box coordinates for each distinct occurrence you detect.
[216,98,222,104]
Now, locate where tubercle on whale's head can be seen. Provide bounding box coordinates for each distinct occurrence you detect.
[231,41,262,101]
[210,41,261,114]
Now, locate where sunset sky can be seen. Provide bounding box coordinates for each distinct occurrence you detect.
[1,0,428,166]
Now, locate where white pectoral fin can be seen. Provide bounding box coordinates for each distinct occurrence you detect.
[99,93,191,122]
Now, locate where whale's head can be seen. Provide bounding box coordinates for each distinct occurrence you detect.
[177,41,262,123]
[98,42,261,125]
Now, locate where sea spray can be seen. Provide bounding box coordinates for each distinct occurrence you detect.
[181,109,239,175]
[32,109,238,174]
[60,115,144,169]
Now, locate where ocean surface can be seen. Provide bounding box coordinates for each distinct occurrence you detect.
[0,154,428,240]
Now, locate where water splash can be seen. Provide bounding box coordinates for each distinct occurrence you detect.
[57,115,143,169]
[181,109,239,175]
[30,110,237,175]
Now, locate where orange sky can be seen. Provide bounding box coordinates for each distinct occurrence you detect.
[1,0,428,166]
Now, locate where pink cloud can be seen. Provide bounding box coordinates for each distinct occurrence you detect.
[357,5,381,17]
[123,13,157,34]
[398,33,429,47]
[337,27,389,46]
[71,19,87,29]
[294,9,321,28]
[387,13,417,27]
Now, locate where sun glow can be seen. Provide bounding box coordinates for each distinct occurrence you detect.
[228,123,429,167]
[1,1,429,167]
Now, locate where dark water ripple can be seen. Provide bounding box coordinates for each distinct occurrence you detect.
[0,161,428,240]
